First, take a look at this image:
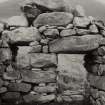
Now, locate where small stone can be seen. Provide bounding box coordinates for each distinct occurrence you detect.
[42,46,49,53]
[39,26,47,33]
[40,39,49,45]
[0,40,9,48]
[6,65,14,72]
[76,29,90,35]
[60,29,76,37]
[0,87,7,93]
[100,29,105,37]
[29,41,39,46]
[73,5,85,17]
[89,24,99,34]
[39,83,46,87]
[0,22,4,32]
[66,24,73,29]
[30,53,57,68]
[8,83,31,92]
[33,12,73,27]
[44,28,59,38]
[62,95,72,102]
[29,45,42,53]
[71,95,84,101]
[73,17,90,28]
[32,68,41,71]
[57,26,66,31]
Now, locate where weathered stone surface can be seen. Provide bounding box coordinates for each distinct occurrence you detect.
[73,5,85,17]
[29,45,42,53]
[49,35,102,53]
[88,73,105,91]
[30,53,57,68]
[71,95,84,101]
[76,29,90,35]
[0,22,4,32]
[3,71,21,80]
[0,40,9,48]
[23,94,55,103]
[73,17,90,28]
[2,92,21,102]
[43,28,59,38]
[29,41,39,46]
[21,70,56,83]
[8,83,31,92]
[22,0,67,12]
[2,27,41,44]
[16,53,30,69]
[6,14,28,26]
[66,24,73,29]
[34,85,56,93]
[60,29,76,37]
[0,87,7,93]
[0,78,3,88]
[57,54,87,91]
[33,12,73,27]
[0,48,12,62]
[89,24,99,34]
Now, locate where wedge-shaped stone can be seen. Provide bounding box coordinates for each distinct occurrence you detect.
[88,73,105,91]
[2,27,41,44]
[8,83,31,92]
[33,12,73,27]
[21,70,56,83]
[30,53,57,68]
[57,54,87,91]
[23,94,55,103]
[49,35,102,53]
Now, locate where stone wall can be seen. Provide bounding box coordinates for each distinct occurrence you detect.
[0,0,105,105]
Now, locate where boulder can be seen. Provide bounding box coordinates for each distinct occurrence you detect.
[49,35,102,53]
[6,14,28,27]
[2,27,41,44]
[30,53,57,68]
[21,0,68,12]
[21,70,56,83]
[73,17,90,28]
[33,12,73,27]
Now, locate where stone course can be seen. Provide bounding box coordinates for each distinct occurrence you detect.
[0,0,105,105]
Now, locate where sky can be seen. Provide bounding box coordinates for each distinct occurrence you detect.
[0,0,9,3]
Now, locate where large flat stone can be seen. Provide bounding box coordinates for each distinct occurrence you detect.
[33,12,73,27]
[49,35,102,53]
[21,70,56,83]
[88,73,105,91]
[30,53,57,68]
[2,27,41,44]
[57,54,87,91]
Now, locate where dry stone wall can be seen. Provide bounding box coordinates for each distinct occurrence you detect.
[0,0,105,105]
